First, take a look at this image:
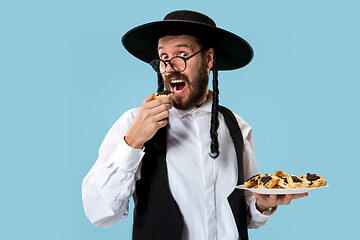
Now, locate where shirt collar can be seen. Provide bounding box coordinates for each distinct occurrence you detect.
[171,91,213,119]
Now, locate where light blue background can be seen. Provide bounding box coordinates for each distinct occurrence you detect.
[1,0,359,239]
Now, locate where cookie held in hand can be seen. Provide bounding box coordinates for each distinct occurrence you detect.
[154,90,174,99]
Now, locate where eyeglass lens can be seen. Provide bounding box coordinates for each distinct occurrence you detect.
[158,57,186,73]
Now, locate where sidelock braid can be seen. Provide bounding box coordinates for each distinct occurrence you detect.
[157,72,164,92]
[209,52,220,158]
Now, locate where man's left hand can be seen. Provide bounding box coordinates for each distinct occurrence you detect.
[253,193,309,213]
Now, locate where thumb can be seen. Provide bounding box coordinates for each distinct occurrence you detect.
[143,93,155,104]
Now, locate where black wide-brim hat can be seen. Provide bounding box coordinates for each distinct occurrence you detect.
[121,10,253,70]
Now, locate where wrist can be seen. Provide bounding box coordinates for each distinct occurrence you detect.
[256,205,267,213]
[124,135,144,149]
[255,202,271,213]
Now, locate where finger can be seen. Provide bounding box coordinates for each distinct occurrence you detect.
[158,97,172,105]
[145,97,172,110]
[254,193,280,210]
[268,194,278,206]
[281,194,293,205]
[149,103,172,117]
[156,118,168,128]
[291,192,309,200]
[253,193,271,207]
[253,193,267,201]
[153,109,170,122]
[254,193,276,202]
[253,193,260,198]
[254,192,273,200]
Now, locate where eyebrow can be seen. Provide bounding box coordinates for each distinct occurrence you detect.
[158,43,194,52]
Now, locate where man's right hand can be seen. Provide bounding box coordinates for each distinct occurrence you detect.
[124,94,172,149]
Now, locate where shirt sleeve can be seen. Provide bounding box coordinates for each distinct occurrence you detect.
[247,197,277,228]
[82,108,144,228]
[234,113,277,229]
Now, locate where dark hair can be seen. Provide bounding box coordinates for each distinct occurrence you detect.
[209,51,219,158]
[157,73,164,92]
[198,43,220,158]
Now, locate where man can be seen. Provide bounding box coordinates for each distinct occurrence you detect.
[82,10,307,240]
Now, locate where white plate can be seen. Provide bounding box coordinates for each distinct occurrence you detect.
[236,184,329,195]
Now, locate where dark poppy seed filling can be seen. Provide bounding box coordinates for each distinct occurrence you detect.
[260,176,272,185]
[306,173,320,181]
[280,177,288,184]
[157,89,173,95]
[291,176,302,183]
[246,174,260,182]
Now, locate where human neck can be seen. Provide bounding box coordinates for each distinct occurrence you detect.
[195,89,211,107]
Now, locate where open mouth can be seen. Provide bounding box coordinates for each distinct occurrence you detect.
[170,79,187,95]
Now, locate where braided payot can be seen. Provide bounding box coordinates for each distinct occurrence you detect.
[209,52,220,158]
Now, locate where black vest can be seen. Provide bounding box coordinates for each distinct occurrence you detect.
[132,106,249,240]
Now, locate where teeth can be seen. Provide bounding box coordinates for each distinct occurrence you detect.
[171,79,184,84]
[174,86,182,92]
[170,79,185,93]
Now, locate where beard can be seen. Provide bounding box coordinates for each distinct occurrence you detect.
[164,63,209,110]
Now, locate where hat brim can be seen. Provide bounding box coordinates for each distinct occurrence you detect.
[121,20,253,70]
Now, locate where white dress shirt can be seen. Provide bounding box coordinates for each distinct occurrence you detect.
[82,96,275,240]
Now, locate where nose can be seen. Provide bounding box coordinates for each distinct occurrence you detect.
[162,64,173,80]
[165,61,176,73]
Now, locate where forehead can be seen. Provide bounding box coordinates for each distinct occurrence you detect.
[157,35,201,52]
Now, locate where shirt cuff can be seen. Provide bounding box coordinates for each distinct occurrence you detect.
[112,136,145,172]
[249,197,277,225]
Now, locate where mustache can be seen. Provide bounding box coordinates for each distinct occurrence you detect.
[165,73,189,84]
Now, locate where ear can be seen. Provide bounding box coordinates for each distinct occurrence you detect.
[206,48,214,74]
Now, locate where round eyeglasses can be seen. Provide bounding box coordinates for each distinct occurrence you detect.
[149,48,205,74]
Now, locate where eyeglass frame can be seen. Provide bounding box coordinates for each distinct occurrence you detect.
[149,48,205,74]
